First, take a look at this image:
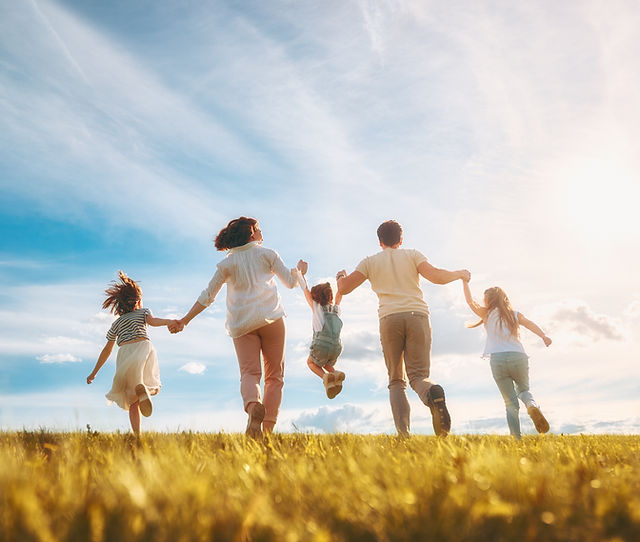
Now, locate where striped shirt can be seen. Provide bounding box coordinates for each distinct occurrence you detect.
[106,308,150,346]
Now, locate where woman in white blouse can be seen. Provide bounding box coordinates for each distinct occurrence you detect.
[171,217,303,437]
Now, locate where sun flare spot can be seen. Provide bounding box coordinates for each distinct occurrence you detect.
[561,157,640,239]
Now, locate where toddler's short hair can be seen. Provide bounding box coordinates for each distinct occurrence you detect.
[310,283,333,306]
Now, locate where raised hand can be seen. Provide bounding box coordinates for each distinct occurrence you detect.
[297,260,308,275]
[336,269,347,281]
[459,269,471,282]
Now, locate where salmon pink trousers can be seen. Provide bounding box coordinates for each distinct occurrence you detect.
[232,318,286,425]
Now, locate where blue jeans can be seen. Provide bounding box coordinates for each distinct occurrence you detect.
[490,352,535,439]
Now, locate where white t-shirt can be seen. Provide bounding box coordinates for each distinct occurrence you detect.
[483,309,525,357]
[355,248,429,319]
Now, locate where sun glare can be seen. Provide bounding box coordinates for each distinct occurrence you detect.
[561,157,640,240]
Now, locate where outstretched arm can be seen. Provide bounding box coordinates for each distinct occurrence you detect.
[418,261,470,285]
[518,313,552,346]
[170,301,207,333]
[170,269,227,333]
[336,270,366,295]
[296,261,314,309]
[272,253,299,289]
[462,280,486,318]
[146,310,178,327]
[87,340,115,384]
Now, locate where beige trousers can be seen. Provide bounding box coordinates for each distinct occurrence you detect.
[379,311,435,435]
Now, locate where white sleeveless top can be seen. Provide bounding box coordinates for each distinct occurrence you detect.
[482,309,525,357]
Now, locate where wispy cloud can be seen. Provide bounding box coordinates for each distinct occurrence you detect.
[37,353,82,364]
[29,0,89,84]
[545,300,624,342]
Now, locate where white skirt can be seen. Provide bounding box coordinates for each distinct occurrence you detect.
[105,340,161,410]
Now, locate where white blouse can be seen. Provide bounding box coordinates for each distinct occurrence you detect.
[197,241,299,338]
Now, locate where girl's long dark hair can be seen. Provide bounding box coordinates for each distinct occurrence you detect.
[102,270,142,315]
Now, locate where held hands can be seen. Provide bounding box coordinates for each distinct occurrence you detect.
[336,269,347,281]
[297,260,308,275]
[168,319,185,334]
[459,269,471,282]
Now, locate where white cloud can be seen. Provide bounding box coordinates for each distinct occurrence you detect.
[544,300,625,343]
[341,329,381,361]
[179,362,207,375]
[624,297,640,320]
[37,353,82,364]
[290,403,387,433]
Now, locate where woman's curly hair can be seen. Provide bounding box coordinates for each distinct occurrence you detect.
[102,270,142,315]
[310,283,333,306]
[214,217,258,251]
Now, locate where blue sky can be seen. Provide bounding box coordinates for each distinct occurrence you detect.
[1,0,639,435]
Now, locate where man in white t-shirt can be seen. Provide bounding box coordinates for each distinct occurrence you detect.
[336,220,470,436]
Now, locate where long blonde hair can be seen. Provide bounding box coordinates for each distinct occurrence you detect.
[468,286,519,338]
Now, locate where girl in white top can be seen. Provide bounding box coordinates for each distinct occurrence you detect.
[87,271,174,436]
[462,279,552,439]
[296,262,345,399]
[171,217,302,438]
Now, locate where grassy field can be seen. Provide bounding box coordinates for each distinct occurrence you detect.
[1,431,639,542]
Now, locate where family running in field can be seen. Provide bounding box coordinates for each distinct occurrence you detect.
[87,218,553,440]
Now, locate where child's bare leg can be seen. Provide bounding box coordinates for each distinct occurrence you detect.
[307,357,326,379]
[129,402,141,436]
[325,365,336,373]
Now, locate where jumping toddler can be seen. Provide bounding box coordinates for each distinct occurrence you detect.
[87,271,173,435]
[297,262,345,398]
[462,279,551,439]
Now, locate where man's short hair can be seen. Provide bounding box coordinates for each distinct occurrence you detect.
[377,220,402,247]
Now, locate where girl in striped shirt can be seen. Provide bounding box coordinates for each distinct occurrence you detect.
[87,271,174,436]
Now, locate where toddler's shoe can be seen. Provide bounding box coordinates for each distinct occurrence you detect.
[527,406,550,433]
[135,384,153,417]
[323,372,335,397]
[324,371,345,399]
[245,402,265,439]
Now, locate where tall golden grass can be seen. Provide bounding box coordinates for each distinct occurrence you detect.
[1,431,639,541]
